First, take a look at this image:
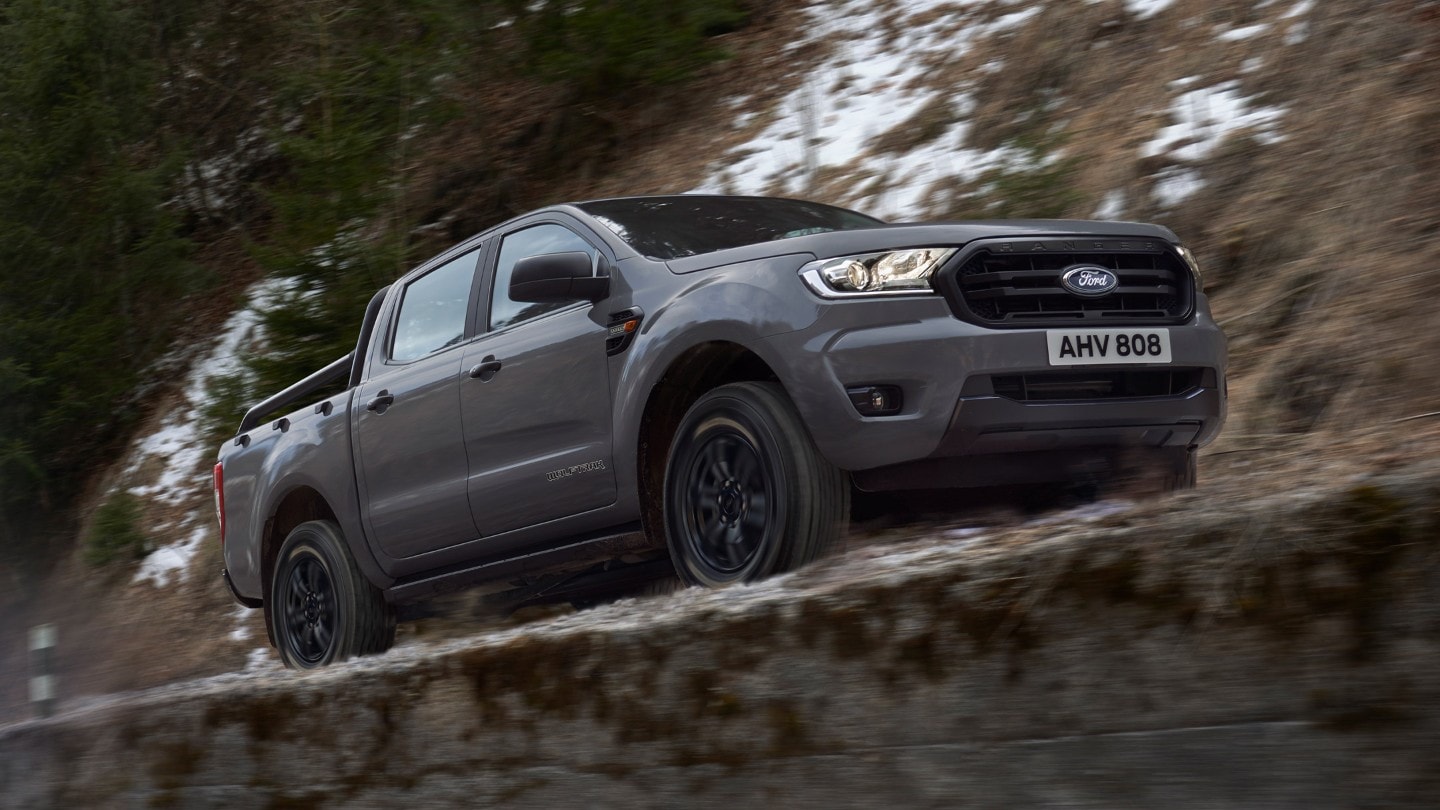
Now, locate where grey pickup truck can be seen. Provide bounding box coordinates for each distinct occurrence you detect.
[214,195,1226,668]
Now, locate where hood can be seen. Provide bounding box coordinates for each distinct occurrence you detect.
[664,220,1180,275]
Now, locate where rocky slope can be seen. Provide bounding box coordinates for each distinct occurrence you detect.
[3,456,1437,807]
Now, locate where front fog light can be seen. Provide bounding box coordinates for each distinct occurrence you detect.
[847,385,903,416]
[802,248,957,297]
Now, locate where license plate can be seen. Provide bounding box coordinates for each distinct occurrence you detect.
[1046,328,1171,365]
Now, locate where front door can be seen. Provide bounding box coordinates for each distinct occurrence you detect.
[460,222,617,538]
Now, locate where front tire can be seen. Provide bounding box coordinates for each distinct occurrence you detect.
[269,520,395,669]
[663,382,848,587]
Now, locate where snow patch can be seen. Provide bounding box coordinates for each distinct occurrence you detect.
[987,7,1041,34]
[1125,0,1175,20]
[1283,0,1314,18]
[1283,0,1313,44]
[124,277,291,507]
[228,603,255,642]
[1217,23,1269,42]
[1093,189,1126,220]
[244,647,276,672]
[1152,166,1206,208]
[689,0,1037,220]
[134,521,209,588]
[1143,80,1287,163]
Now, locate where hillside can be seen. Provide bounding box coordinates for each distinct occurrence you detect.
[2,0,1439,729]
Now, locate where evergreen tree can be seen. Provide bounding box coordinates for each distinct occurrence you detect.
[0,0,198,551]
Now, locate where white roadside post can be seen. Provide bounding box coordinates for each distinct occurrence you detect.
[29,624,56,719]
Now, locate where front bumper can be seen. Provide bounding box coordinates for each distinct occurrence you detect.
[934,373,1222,457]
[764,294,1227,476]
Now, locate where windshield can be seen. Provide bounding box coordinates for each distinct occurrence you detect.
[577,196,884,260]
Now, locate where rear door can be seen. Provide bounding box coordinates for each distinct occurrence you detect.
[353,247,483,560]
[460,220,617,538]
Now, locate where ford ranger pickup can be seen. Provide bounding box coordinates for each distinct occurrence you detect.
[213,195,1227,668]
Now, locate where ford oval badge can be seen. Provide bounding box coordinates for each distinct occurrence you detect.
[1060,265,1119,297]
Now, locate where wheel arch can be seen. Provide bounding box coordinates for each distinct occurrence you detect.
[261,486,339,612]
[634,340,783,542]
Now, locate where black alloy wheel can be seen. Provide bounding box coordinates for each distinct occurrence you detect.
[679,426,778,574]
[663,382,848,587]
[283,555,336,665]
[269,520,395,669]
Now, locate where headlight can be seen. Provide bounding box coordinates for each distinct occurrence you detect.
[799,248,957,298]
[1174,244,1204,289]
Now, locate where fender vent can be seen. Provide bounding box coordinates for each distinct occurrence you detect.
[606,309,642,355]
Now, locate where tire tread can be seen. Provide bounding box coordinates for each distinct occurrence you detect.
[664,381,849,585]
[270,520,394,668]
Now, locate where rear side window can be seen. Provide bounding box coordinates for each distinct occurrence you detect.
[390,251,479,363]
[490,223,598,331]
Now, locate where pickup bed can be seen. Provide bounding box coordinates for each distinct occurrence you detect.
[214,195,1227,668]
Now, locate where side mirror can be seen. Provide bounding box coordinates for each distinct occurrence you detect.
[509,252,609,303]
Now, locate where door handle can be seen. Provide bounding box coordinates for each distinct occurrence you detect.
[366,390,394,413]
[469,356,502,382]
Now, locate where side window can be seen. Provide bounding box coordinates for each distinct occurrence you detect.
[490,223,598,331]
[390,251,479,363]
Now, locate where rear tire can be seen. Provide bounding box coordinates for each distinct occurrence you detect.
[269,520,395,669]
[663,382,848,587]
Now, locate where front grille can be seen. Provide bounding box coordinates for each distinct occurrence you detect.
[991,369,1203,402]
[944,246,1191,327]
